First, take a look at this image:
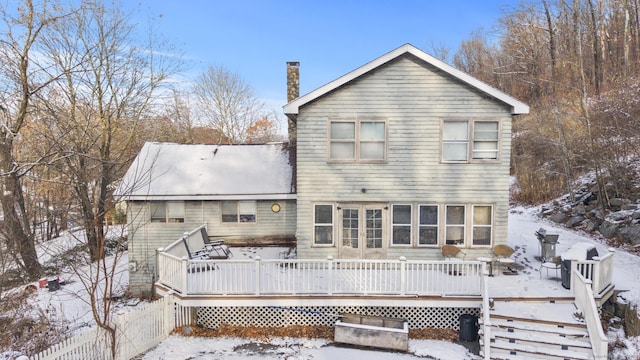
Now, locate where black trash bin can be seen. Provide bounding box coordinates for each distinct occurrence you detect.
[459,314,478,341]
[560,243,599,290]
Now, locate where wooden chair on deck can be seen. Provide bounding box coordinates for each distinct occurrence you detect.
[441,245,466,260]
[492,244,516,274]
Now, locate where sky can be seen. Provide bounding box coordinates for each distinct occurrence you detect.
[123,0,523,115]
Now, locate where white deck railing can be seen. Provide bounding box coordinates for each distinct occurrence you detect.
[156,251,483,297]
[571,251,614,294]
[572,270,608,360]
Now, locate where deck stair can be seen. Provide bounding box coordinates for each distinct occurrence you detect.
[480,300,594,360]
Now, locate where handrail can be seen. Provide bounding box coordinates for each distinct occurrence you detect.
[570,251,614,294]
[572,270,608,360]
[481,262,491,360]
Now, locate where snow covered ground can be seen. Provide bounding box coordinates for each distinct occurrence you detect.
[4,206,640,359]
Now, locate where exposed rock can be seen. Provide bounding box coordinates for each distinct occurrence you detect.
[618,225,640,247]
[567,215,585,228]
[577,192,595,205]
[574,204,587,215]
[632,210,640,220]
[583,220,598,232]
[549,211,568,224]
[608,211,629,223]
[599,221,620,239]
[609,198,629,211]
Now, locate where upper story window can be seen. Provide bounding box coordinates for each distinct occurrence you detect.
[150,201,184,223]
[329,118,386,162]
[442,120,499,162]
[222,201,256,223]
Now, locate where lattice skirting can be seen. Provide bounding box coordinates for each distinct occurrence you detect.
[196,306,480,330]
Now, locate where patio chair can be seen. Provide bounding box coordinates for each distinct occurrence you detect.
[441,245,466,260]
[539,256,562,280]
[492,244,516,274]
[442,245,466,276]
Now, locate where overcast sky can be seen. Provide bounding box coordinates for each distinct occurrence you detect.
[124,0,521,115]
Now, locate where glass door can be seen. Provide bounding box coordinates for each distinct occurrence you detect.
[339,204,386,258]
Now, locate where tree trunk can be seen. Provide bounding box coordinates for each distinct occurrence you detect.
[0,143,42,280]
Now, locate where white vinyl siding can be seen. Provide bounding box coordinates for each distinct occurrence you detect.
[329,118,386,162]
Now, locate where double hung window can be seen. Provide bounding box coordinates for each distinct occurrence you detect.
[314,204,334,245]
[442,120,499,162]
[330,119,386,161]
[222,201,257,223]
[472,205,493,246]
[391,205,412,245]
[418,205,438,246]
[150,201,184,223]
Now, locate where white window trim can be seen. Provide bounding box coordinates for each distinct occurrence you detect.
[390,204,412,247]
[417,204,439,247]
[441,119,501,163]
[328,117,388,163]
[445,204,466,246]
[471,204,493,247]
[313,203,335,247]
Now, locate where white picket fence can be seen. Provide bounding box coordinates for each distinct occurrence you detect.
[30,294,190,360]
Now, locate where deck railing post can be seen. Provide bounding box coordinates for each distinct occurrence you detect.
[255,256,261,296]
[399,256,406,296]
[327,256,334,295]
[181,257,188,295]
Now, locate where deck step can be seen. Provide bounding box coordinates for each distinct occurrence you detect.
[487,302,584,326]
[491,329,591,352]
[483,318,589,337]
[491,339,593,360]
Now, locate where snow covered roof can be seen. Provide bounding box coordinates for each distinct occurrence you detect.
[115,142,295,201]
[283,43,530,116]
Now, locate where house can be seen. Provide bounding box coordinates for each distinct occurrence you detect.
[116,142,296,295]
[117,43,529,296]
[284,43,528,261]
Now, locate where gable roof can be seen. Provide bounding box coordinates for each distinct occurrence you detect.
[283,43,529,116]
[115,142,295,201]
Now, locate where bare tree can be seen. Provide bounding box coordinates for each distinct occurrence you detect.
[0,0,70,280]
[192,65,271,144]
[28,1,180,357]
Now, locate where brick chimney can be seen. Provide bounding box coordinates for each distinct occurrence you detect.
[286,62,299,145]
